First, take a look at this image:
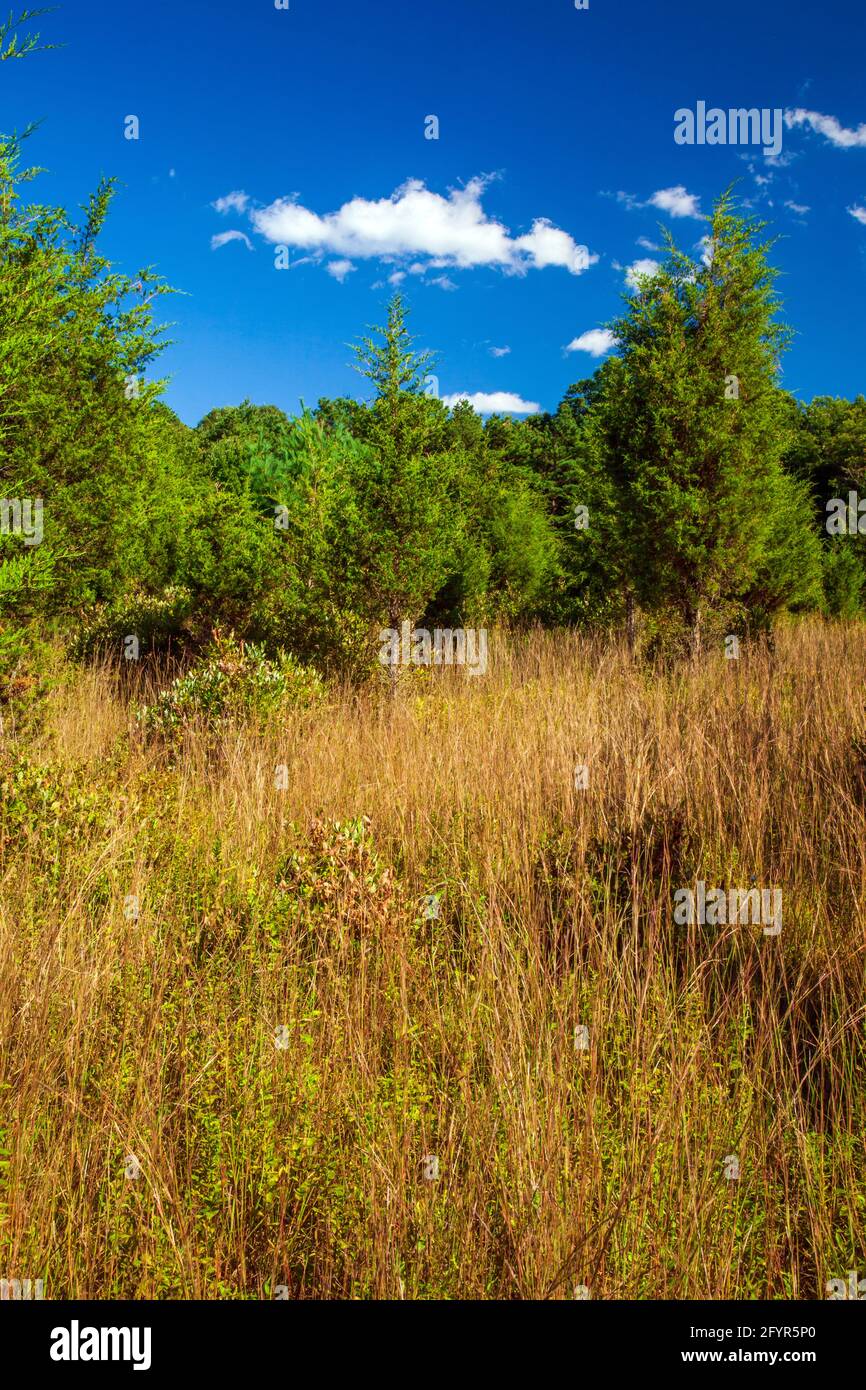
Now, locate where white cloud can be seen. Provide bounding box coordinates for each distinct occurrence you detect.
[697,235,714,266]
[429,274,457,291]
[784,200,811,214]
[785,108,866,148]
[489,345,511,357]
[388,270,406,286]
[512,218,595,272]
[565,329,617,357]
[249,176,597,277]
[442,391,540,415]
[625,258,662,291]
[326,258,356,282]
[625,258,661,289]
[616,186,703,220]
[647,185,704,219]
[211,230,253,252]
[848,205,866,225]
[636,235,658,251]
[213,190,250,215]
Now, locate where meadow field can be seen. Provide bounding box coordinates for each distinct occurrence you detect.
[2,620,864,1300]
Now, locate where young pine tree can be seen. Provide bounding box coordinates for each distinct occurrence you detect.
[593,190,821,652]
[349,294,462,663]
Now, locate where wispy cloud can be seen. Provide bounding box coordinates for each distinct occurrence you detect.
[441,390,540,415]
[565,329,617,357]
[211,230,253,252]
[489,345,511,357]
[784,200,811,215]
[247,176,598,278]
[848,205,866,226]
[212,190,250,215]
[326,259,356,282]
[615,185,704,220]
[785,108,866,148]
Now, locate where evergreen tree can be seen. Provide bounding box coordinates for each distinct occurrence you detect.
[784,395,866,615]
[592,190,821,650]
[349,293,462,643]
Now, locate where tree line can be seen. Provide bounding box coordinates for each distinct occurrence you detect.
[2,14,866,689]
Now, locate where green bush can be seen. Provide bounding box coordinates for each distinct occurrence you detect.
[137,631,324,735]
[821,540,866,619]
[71,586,194,662]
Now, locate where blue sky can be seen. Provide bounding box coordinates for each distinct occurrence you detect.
[2,0,865,424]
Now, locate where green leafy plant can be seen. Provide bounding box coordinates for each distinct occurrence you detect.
[71,584,194,661]
[137,630,324,735]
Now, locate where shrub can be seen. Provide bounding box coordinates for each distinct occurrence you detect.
[71,585,194,662]
[821,540,866,619]
[137,630,324,735]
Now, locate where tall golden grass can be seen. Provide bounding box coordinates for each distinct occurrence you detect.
[1,620,864,1298]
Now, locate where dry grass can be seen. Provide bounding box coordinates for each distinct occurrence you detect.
[1,620,865,1298]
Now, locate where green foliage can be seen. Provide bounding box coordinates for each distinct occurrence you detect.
[481,478,559,619]
[0,539,54,671]
[821,541,866,619]
[71,584,194,662]
[0,22,859,691]
[785,394,866,500]
[0,140,175,607]
[783,395,866,615]
[0,34,183,684]
[137,631,324,736]
[0,7,59,64]
[584,191,822,648]
[347,295,463,633]
[0,749,113,862]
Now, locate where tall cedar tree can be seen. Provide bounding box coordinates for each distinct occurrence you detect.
[592,191,820,650]
[349,294,462,639]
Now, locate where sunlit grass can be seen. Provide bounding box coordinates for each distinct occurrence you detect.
[1,620,864,1298]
